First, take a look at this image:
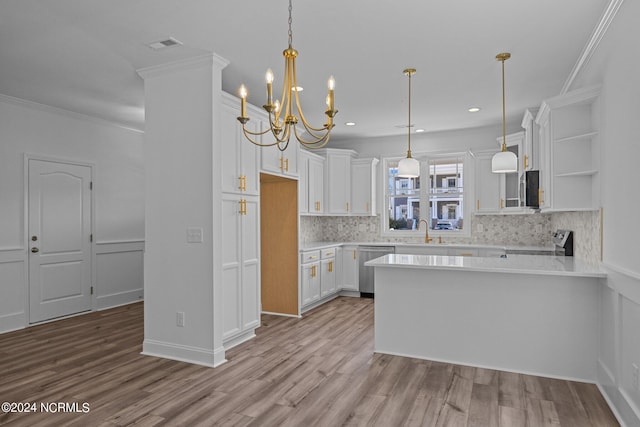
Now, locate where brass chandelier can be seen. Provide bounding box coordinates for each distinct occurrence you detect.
[237,0,338,151]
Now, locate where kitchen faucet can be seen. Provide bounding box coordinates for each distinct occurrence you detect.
[417,220,433,243]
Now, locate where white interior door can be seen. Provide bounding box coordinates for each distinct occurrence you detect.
[28,159,92,323]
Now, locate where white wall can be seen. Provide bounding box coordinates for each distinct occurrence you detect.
[0,96,144,333]
[571,1,640,424]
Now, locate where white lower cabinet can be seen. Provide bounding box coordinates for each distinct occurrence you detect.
[341,245,359,292]
[221,194,260,346]
[300,250,321,307]
[320,248,337,297]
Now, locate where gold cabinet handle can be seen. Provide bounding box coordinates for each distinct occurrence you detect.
[285,158,289,172]
[477,199,480,210]
[500,198,504,209]
[328,261,333,273]
[238,175,247,191]
[311,265,316,278]
[239,199,247,215]
[538,189,544,205]
[346,202,349,212]
[279,157,284,171]
[353,250,357,260]
[524,155,529,169]
[325,252,334,257]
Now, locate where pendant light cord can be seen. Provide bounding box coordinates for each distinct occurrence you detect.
[288,0,293,48]
[501,57,507,151]
[408,70,412,156]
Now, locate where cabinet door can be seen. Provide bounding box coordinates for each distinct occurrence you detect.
[221,103,259,195]
[308,157,324,213]
[298,152,309,214]
[326,153,351,214]
[351,161,371,215]
[320,258,336,296]
[475,153,500,213]
[341,246,359,291]
[221,195,242,339]
[301,262,320,306]
[241,197,260,330]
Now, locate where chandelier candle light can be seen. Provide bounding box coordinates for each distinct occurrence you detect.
[237,0,338,151]
[397,68,420,178]
[491,52,518,173]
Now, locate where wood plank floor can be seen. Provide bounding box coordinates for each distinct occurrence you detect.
[0,297,619,426]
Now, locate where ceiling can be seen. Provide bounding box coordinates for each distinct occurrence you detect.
[0,0,611,144]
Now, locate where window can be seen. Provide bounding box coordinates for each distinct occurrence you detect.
[383,153,470,237]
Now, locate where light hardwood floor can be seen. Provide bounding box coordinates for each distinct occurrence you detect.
[0,297,619,426]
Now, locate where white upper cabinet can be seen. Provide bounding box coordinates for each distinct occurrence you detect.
[351,158,379,216]
[260,121,299,178]
[521,108,539,171]
[474,151,501,214]
[299,149,325,214]
[318,149,356,215]
[497,131,526,211]
[535,85,601,212]
[221,94,259,195]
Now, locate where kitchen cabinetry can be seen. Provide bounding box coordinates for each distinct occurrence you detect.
[299,149,325,214]
[497,131,525,211]
[341,245,359,292]
[351,158,379,215]
[221,95,260,195]
[221,194,260,345]
[320,248,337,297]
[521,108,539,171]
[260,122,299,178]
[318,149,356,214]
[300,250,321,307]
[474,151,501,214]
[536,85,601,211]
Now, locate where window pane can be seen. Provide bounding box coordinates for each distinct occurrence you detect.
[426,156,464,231]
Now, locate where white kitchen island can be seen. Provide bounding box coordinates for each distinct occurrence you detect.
[366,254,606,382]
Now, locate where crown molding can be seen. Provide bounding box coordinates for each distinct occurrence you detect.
[137,53,229,80]
[0,93,144,134]
[561,0,625,93]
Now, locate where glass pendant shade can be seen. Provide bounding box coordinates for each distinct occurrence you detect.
[491,149,518,173]
[398,156,420,178]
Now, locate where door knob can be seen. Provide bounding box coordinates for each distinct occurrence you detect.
[31,247,39,253]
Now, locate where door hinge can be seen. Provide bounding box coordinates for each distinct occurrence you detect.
[91,286,94,295]
[89,181,93,190]
[90,234,93,242]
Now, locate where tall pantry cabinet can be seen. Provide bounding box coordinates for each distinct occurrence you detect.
[220,93,261,348]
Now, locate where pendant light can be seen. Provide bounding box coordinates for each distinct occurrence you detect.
[397,68,420,178]
[492,53,518,173]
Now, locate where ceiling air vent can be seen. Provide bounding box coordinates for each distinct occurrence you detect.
[147,37,183,50]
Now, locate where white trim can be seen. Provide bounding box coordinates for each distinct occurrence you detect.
[261,311,301,318]
[96,289,143,311]
[137,53,229,79]
[561,0,625,93]
[142,339,227,368]
[0,93,143,134]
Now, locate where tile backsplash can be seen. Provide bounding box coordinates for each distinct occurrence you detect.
[300,210,601,264]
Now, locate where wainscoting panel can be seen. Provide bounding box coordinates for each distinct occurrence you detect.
[600,263,640,426]
[95,241,144,310]
[0,249,27,333]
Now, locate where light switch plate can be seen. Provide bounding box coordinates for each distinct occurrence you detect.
[187,227,204,243]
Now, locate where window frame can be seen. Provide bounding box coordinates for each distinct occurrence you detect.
[381,151,472,239]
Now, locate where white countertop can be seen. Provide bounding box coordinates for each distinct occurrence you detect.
[300,241,555,254]
[365,253,606,278]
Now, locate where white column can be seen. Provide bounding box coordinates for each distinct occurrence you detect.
[138,53,228,367]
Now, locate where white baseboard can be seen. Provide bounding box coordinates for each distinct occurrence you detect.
[0,311,26,334]
[96,289,143,310]
[142,339,226,368]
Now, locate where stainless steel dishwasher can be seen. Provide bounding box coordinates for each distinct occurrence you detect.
[358,246,395,297]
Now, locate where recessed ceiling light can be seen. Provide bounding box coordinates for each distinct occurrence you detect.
[468,107,481,113]
[345,122,356,126]
[415,128,425,133]
[147,37,183,50]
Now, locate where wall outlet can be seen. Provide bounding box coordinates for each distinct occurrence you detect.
[176,311,185,327]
